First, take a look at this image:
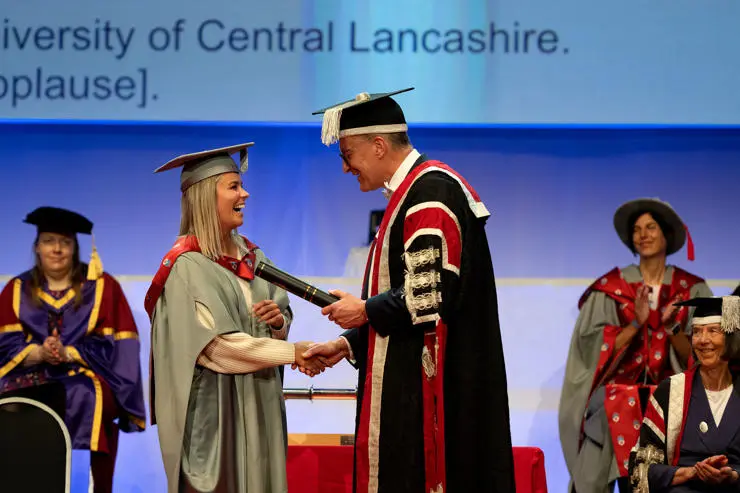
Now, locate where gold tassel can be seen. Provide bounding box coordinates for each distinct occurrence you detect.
[87,233,104,281]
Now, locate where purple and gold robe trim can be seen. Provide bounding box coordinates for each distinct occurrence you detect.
[0,271,146,451]
[0,344,38,378]
[81,368,104,452]
[114,331,138,341]
[0,323,22,334]
[12,279,20,318]
[65,346,88,367]
[86,277,104,334]
[36,288,75,310]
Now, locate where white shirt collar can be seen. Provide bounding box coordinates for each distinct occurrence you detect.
[383,148,421,199]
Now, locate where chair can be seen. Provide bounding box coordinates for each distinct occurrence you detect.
[0,396,72,493]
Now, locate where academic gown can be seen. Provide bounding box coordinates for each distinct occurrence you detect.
[559,265,712,492]
[342,156,515,493]
[631,367,740,493]
[0,267,146,451]
[147,236,292,493]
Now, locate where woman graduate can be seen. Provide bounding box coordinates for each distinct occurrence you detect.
[0,206,146,493]
[560,198,713,493]
[630,295,740,493]
[145,143,324,493]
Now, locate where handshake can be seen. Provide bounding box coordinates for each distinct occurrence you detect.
[291,338,350,377]
[289,288,368,377]
[258,286,366,377]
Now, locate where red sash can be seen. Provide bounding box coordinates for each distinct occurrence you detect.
[144,235,257,320]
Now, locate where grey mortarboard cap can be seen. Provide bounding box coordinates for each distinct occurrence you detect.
[154,142,254,191]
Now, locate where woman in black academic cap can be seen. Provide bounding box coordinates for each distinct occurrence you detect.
[560,198,714,493]
[0,206,146,493]
[630,295,740,493]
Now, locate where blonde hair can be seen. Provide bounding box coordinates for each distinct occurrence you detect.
[180,174,227,260]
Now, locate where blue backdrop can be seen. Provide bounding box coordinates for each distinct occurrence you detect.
[2,122,739,278]
[0,121,739,492]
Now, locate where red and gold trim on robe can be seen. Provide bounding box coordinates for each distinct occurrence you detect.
[356,160,489,493]
[0,278,37,379]
[578,267,705,476]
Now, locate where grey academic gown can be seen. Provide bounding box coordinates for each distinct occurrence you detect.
[559,265,712,493]
[150,248,292,493]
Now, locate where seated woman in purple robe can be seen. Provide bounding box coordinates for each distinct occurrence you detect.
[630,295,740,492]
[0,207,146,493]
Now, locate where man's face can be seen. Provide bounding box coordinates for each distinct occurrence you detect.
[338,135,384,192]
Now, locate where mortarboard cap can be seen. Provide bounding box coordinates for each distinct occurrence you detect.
[312,87,414,146]
[24,206,104,280]
[24,206,93,235]
[154,142,254,191]
[675,296,740,333]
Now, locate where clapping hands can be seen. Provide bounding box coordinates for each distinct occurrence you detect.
[661,294,684,326]
[634,285,651,327]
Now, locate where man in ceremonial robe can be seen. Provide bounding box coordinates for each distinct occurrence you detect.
[302,88,515,493]
[0,206,146,493]
[559,199,713,493]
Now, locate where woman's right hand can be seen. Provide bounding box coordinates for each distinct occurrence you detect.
[293,341,327,377]
[634,285,651,327]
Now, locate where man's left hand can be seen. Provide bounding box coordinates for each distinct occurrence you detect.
[321,290,368,329]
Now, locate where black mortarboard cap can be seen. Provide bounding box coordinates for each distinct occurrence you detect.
[675,296,740,333]
[24,206,93,235]
[312,88,414,146]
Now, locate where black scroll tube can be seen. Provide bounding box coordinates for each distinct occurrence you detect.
[254,261,340,308]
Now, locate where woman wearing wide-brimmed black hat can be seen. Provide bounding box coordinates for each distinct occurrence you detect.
[560,198,713,493]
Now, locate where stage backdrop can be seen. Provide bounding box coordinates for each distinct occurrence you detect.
[0,0,739,124]
[0,122,738,492]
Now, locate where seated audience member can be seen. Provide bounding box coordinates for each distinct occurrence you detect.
[0,207,146,493]
[630,295,740,493]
